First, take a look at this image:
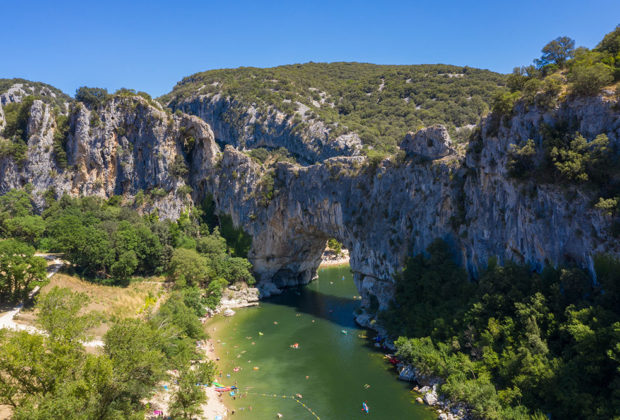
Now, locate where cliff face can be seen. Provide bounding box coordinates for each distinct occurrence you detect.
[170,94,362,164]
[206,96,620,309]
[0,90,218,218]
[1,82,618,311]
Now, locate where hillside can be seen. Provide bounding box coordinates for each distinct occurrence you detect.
[0,78,71,109]
[162,63,506,162]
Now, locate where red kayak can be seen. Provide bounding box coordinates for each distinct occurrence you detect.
[388,357,400,365]
[215,386,237,392]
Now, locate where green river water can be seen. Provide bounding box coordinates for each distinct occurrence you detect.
[208,265,435,420]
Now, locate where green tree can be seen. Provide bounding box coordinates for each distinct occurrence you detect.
[36,287,97,343]
[536,36,575,69]
[0,239,46,301]
[5,215,45,245]
[327,238,343,256]
[549,133,609,182]
[110,250,138,282]
[75,87,109,108]
[507,139,537,178]
[1,97,34,143]
[169,248,211,287]
[196,228,227,257]
[104,319,167,400]
[169,362,216,419]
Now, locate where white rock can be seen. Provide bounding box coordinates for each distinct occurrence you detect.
[424,391,438,406]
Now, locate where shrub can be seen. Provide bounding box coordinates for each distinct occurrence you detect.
[507,139,537,178]
[2,96,34,142]
[170,154,189,178]
[594,197,618,215]
[568,62,613,96]
[75,86,109,108]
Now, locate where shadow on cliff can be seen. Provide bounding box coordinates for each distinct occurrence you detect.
[265,286,361,329]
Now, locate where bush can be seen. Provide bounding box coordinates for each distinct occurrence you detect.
[2,96,34,142]
[491,90,520,116]
[170,154,189,178]
[327,238,343,255]
[75,86,109,108]
[507,139,537,178]
[52,113,69,169]
[568,63,614,96]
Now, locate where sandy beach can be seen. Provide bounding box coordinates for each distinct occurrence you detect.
[200,339,230,419]
[143,339,229,419]
[319,249,350,267]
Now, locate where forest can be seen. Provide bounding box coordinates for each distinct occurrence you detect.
[381,240,619,419]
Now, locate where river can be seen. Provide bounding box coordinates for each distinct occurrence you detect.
[207,265,435,419]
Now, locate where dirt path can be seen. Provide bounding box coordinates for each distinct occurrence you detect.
[0,255,104,348]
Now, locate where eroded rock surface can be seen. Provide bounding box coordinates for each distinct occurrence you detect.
[400,125,454,160]
[1,84,618,312]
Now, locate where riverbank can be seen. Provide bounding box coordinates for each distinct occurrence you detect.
[355,310,468,420]
[200,339,230,418]
[319,248,350,267]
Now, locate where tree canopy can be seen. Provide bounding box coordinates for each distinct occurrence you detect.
[383,241,620,419]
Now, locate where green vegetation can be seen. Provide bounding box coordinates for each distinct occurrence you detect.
[0,239,47,302]
[497,28,620,220]
[327,238,343,256]
[248,147,297,166]
[163,63,506,153]
[500,26,619,112]
[382,240,620,419]
[2,96,34,143]
[0,286,215,419]
[0,189,255,311]
[0,97,35,166]
[75,86,110,108]
[199,196,252,258]
[506,126,619,218]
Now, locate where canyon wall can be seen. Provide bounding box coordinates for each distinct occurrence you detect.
[1,85,618,312]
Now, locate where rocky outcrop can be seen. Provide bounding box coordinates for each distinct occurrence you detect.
[400,125,454,160]
[168,94,362,164]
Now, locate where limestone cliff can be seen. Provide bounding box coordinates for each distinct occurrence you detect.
[168,93,362,164]
[1,80,618,313]
[203,95,620,310]
[0,87,218,218]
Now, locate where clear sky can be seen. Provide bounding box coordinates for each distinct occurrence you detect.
[2,0,618,97]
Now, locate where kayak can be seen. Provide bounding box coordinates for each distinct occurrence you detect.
[362,401,369,413]
[215,386,237,392]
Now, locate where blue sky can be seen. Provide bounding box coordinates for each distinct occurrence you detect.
[2,0,618,97]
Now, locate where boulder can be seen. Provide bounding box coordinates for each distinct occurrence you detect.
[400,125,454,160]
[424,390,438,406]
[398,365,416,382]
